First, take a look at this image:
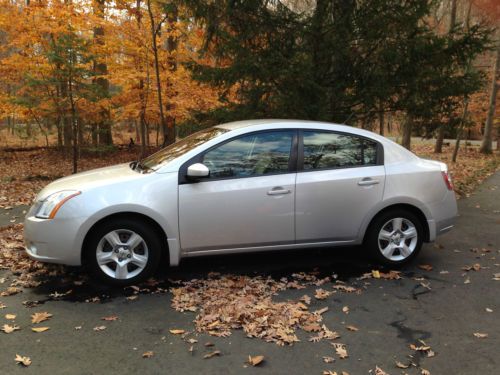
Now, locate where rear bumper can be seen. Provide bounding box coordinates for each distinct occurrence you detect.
[24,215,84,266]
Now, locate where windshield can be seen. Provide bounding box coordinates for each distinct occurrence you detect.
[139,127,228,170]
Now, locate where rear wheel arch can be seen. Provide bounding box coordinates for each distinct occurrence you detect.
[81,212,170,267]
[363,203,430,243]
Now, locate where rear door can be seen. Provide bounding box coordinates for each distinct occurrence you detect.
[295,130,385,242]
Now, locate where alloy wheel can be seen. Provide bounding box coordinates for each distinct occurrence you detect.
[96,229,149,280]
[377,217,418,262]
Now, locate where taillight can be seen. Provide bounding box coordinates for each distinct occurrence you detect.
[442,171,453,191]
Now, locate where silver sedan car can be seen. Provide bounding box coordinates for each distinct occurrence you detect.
[24,120,457,285]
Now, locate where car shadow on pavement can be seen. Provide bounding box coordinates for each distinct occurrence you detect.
[24,245,393,305]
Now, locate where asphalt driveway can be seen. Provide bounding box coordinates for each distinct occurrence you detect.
[0,172,498,375]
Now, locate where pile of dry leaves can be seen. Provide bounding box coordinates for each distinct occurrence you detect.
[0,224,58,290]
[171,273,355,346]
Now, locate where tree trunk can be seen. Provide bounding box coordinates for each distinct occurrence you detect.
[134,0,147,158]
[434,0,457,154]
[147,0,168,147]
[93,0,112,146]
[68,77,78,173]
[378,101,384,136]
[480,43,499,154]
[164,4,178,146]
[452,98,469,163]
[434,125,445,153]
[402,114,413,150]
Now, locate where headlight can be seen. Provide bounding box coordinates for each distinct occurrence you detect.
[35,190,81,219]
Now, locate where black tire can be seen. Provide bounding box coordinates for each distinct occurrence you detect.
[364,209,424,266]
[84,218,162,286]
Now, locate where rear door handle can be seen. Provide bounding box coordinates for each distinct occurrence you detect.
[358,178,380,186]
[267,187,291,196]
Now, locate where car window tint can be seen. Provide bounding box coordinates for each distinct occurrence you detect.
[202,131,294,178]
[303,131,377,170]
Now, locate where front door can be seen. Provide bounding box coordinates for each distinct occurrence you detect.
[179,130,297,252]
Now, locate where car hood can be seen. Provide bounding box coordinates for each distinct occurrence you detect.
[36,163,145,201]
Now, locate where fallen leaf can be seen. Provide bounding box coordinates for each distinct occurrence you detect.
[374,366,389,375]
[186,338,198,344]
[418,264,433,271]
[302,323,322,332]
[315,289,331,300]
[300,295,311,305]
[323,356,335,363]
[396,361,409,369]
[331,343,348,359]
[372,270,381,278]
[5,313,16,320]
[169,329,185,335]
[346,325,358,332]
[93,325,106,331]
[485,308,493,313]
[2,324,20,333]
[379,270,402,280]
[342,306,349,314]
[142,351,154,358]
[31,312,52,324]
[15,354,31,367]
[421,369,431,375]
[1,287,21,296]
[314,307,329,315]
[101,316,118,321]
[410,342,431,352]
[204,342,214,347]
[322,371,337,375]
[332,284,358,293]
[247,355,265,366]
[203,350,221,359]
[493,273,500,281]
[31,327,49,333]
[464,277,471,284]
[473,332,488,338]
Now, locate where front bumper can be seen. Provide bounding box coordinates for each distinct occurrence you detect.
[24,214,85,266]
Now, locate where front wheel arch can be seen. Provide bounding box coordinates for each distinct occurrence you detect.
[81,212,169,267]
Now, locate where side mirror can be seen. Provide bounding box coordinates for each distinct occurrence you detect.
[186,163,210,179]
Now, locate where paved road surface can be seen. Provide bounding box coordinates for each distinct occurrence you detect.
[0,173,499,374]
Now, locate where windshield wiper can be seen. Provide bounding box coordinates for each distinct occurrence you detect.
[131,160,152,173]
[130,161,139,171]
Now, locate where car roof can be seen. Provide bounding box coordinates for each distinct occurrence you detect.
[216,119,381,140]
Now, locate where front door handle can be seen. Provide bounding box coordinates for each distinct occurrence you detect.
[267,187,291,196]
[358,178,380,186]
